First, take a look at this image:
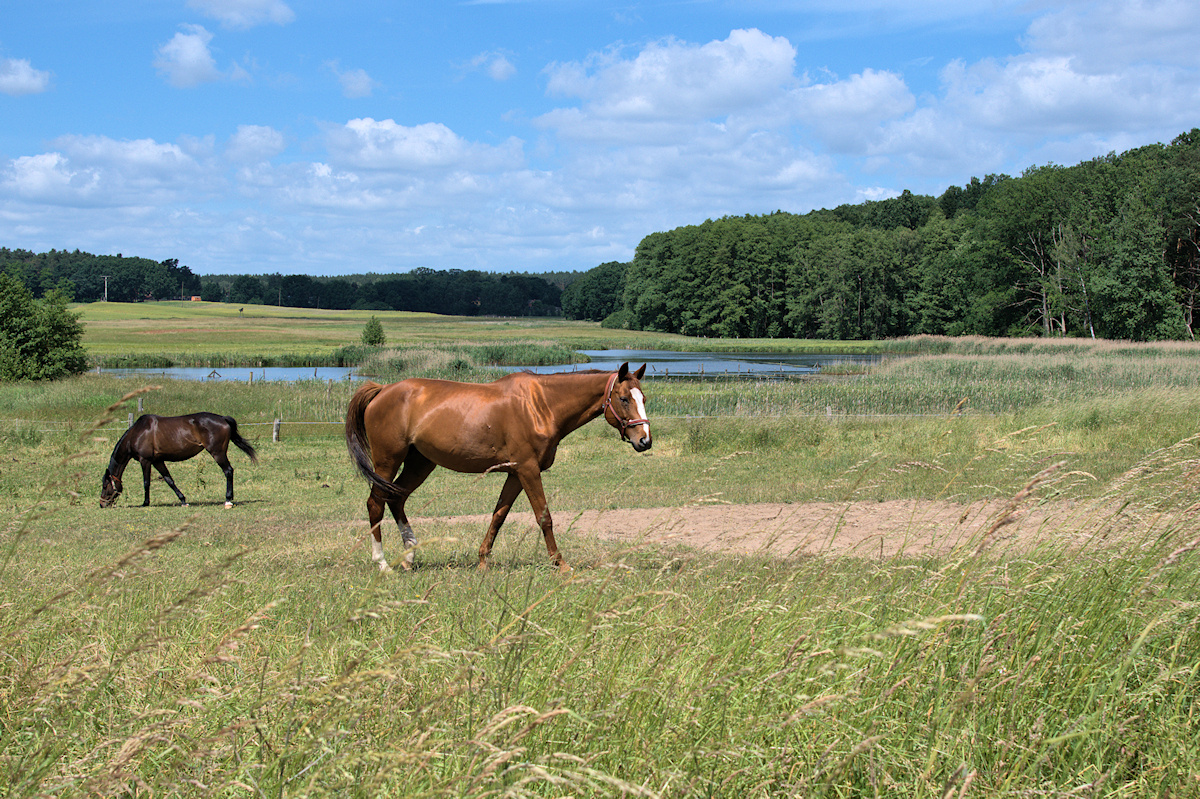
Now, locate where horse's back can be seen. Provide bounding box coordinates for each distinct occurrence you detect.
[362,375,534,470]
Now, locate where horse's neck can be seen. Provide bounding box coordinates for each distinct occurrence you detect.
[537,373,608,435]
[107,434,134,477]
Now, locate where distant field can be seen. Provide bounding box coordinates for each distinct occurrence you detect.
[75,300,890,365]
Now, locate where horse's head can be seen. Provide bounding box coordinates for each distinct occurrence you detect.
[99,471,123,508]
[603,362,652,452]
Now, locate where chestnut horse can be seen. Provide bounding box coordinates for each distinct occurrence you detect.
[345,363,651,572]
[100,413,258,508]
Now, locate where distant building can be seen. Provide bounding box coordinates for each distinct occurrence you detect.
[190,295,202,301]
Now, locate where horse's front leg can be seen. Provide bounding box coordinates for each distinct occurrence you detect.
[153,462,187,506]
[516,468,570,573]
[479,473,525,571]
[141,461,153,506]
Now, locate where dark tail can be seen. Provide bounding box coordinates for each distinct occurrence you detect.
[224,416,258,463]
[345,381,405,498]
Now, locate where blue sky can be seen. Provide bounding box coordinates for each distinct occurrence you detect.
[2,1,1199,277]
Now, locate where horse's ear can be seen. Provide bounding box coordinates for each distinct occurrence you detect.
[634,363,646,380]
[618,362,630,380]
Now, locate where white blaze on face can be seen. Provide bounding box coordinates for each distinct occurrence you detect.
[631,388,649,436]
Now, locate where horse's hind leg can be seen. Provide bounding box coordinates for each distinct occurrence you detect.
[366,488,392,571]
[211,449,236,507]
[388,450,436,570]
[152,462,187,506]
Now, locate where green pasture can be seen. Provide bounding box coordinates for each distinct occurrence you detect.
[4,316,1200,796]
[75,300,890,367]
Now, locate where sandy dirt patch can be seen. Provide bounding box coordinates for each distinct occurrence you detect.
[436,498,1099,560]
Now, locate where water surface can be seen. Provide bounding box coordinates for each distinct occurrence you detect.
[101,349,881,382]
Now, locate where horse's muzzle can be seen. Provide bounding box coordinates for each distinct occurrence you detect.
[629,426,652,452]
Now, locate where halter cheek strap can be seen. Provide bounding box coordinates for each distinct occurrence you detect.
[601,373,649,438]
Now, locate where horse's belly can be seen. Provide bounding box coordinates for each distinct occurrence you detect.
[414,438,511,474]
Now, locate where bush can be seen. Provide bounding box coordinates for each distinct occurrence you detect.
[600,309,635,329]
[361,316,386,346]
[0,273,89,380]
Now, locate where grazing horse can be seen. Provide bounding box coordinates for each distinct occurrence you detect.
[99,413,258,508]
[345,362,651,572]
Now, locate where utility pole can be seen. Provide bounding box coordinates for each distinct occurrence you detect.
[100,275,110,302]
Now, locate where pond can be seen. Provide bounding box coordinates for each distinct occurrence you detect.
[98,366,362,383]
[509,349,880,378]
[99,349,882,382]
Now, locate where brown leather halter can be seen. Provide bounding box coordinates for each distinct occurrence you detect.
[601,372,649,438]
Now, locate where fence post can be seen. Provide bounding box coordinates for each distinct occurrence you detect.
[137,397,143,415]
[127,413,134,428]
[273,418,281,442]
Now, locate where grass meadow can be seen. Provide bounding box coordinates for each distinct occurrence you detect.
[2,304,1200,796]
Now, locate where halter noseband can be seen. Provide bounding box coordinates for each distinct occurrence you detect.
[601,372,649,437]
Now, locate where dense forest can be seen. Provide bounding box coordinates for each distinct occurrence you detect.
[6,129,1200,340]
[564,130,1200,341]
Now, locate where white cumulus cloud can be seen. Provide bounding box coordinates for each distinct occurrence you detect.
[154,25,224,87]
[0,57,52,96]
[326,61,380,98]
[226,125,287,163]
[546,28,796,122]
[326,117,523,173]
[186,0,295,30]
[1023,0,1200,72]
[468,51,517,81]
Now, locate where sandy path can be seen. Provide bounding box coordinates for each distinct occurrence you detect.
[435,498,1091,560]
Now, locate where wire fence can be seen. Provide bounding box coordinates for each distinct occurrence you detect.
[0,408,974,438]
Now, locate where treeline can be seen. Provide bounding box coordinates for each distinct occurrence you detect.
[207,269,562,316]
[0,250,565,317]
[564,130,1200,341]
[0,250,203,304]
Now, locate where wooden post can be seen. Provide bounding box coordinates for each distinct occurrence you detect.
[137,397,143,414]
[273,418,281,442]
[127,412,134,428]
[249,371,253,385]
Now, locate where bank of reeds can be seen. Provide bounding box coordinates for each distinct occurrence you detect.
[649,348,1200,417]
[355,341,588,381]
[2,388,1199,796]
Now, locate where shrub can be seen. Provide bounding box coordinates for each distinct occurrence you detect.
[360,316,386,346]
[600,308,635,329]
[0,273,89,381]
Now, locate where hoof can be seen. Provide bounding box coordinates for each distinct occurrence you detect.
[224,501,233,508]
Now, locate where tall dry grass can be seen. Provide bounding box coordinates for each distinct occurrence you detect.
[3,374,1200,796]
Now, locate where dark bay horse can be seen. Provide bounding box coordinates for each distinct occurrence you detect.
[345,362,651,572]
[100,413,258,508]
